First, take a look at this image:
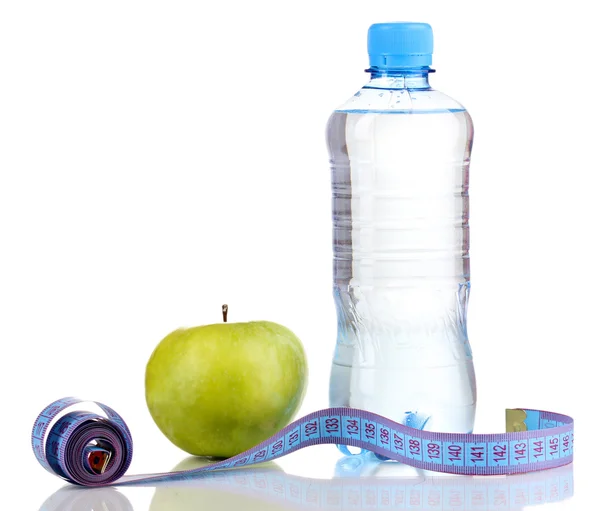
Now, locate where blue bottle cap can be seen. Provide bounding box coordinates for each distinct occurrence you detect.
[368,22,433,69]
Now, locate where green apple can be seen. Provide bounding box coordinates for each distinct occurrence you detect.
[145,309,308,457]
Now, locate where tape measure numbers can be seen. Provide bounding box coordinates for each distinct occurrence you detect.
[32,397,574,487]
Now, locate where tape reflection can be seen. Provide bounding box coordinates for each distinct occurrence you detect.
[38,485,133,511]
[38,456,573,511]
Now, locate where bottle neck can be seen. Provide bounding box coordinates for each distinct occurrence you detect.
[366,68,432,90]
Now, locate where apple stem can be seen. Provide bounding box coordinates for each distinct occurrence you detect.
[222,304,228,323]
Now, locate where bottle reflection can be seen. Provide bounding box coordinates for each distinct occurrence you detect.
[39,455,574,511]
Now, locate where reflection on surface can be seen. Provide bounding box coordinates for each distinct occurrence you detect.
[39,485,133,511]
[39,455,574,511]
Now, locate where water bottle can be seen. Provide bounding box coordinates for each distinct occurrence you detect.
[328,22,476,434]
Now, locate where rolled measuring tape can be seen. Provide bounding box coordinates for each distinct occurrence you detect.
[32,397,574,487]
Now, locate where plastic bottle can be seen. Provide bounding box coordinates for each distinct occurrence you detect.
[328,22,476,434]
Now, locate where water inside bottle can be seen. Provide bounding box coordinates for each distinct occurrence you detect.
[329,109,476,434]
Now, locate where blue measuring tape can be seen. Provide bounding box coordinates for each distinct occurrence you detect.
[32,397,574,487]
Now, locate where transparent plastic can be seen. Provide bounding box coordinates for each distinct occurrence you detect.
[328,69,476,434]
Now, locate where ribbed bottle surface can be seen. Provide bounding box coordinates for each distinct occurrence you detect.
[328,91,476,433]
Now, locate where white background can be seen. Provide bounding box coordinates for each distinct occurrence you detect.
[0,1,596,509]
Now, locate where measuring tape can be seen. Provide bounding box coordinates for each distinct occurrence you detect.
[32,397,573,487]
